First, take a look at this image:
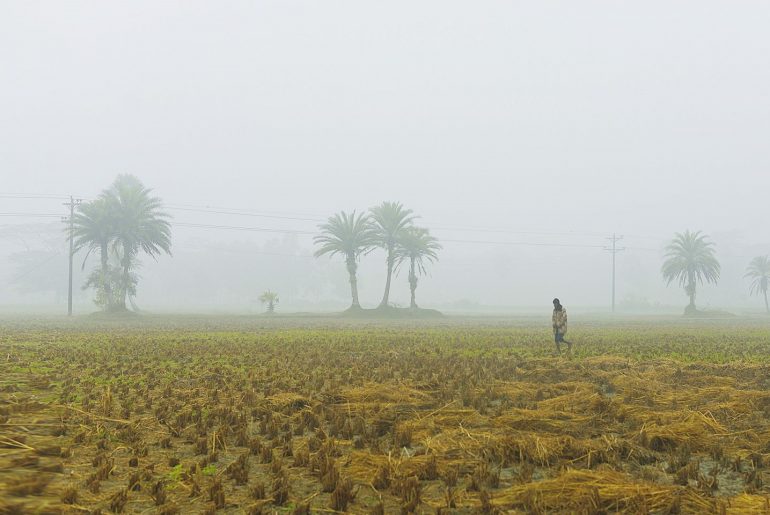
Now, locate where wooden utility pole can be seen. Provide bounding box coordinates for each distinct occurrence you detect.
[63,196,81,316]
[604,234,624,313]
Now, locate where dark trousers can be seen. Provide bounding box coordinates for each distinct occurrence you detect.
[554,331,570,350]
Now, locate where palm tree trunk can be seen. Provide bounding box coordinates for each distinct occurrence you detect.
[687,274,696,312]
[379,246,394,308]
[100,242,112,310]
[118,247,130,310]
[346,256,361,309]
[120,262,129,310]
[764,288,769,314]
[409,257,417,309]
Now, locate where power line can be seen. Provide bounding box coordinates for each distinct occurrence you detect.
[0,193,71,200]
[0,212,662,251]
[165,203,629,241]
[2,192,326,223]
[170,209,622,242]
[442,238,606,249]
[166,206,323,222]
[164,201,326,220]
[176,245,315,259]
[176,227,615,250]
[0,213,63,217]
[158,203,665,243]
[0,191,659,240]
[172,222,316,236]
[0,195,698,253]
[624,246,660,252]
[622,233,670,242]
[431,226,608,237]
[0,191,674,242]
[169,207,612,238]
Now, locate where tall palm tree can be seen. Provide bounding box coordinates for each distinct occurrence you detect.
[109,175,172,310]
[72,196,118,310]
[370,201,415,308]
[314,211,376,310]
[395,227,441,309]
[745,255,770,314]
[259,290,279,314]
[661,230,720,313]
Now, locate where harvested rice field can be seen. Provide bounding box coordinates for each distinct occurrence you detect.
[2,316,770,514]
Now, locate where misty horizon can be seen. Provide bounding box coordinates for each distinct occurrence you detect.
[2,2,769,314]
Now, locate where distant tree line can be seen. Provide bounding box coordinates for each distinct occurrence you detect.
[314,201,441,311]
[72,175,171,312]
[69,176,770,315]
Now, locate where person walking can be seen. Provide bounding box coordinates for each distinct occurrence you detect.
[552,298,572,354]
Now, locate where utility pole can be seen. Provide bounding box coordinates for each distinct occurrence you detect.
[63,196,81,316]
[604,234,625,313]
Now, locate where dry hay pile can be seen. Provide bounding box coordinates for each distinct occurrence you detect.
[495,469,770,513]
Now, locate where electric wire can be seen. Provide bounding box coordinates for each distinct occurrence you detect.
[0,192,678,251]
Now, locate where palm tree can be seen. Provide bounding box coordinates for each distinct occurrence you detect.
[72,196,118,310]
[661,230,720,314]
[109,175,172,310]
[314,211,376,310]
[395,227,441,309]
[259,290,279,314]
[745,255,770,313]
[369,201,415,308]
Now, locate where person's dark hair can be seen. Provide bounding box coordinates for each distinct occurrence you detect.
[552,298,560,305]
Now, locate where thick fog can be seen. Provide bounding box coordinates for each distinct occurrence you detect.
[2,1,769,313]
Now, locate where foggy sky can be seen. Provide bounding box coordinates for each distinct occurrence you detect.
[2,2,769,312]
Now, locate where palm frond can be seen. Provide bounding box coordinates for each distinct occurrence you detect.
[661,230,720,305]
[394,227,441,277]
[369,201,417,249]
[745,255,770,296]
[313,211,376,261]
